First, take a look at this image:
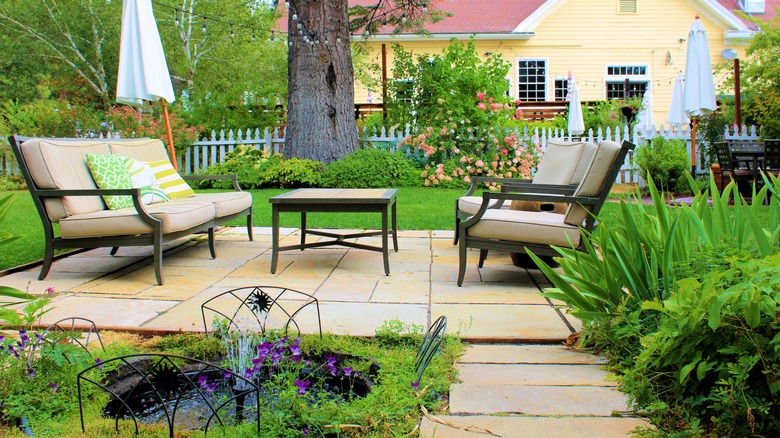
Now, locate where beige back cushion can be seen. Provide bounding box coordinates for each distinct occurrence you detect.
[109,138,170,162]
[510,141,591,212]
[563,140,621,226]
[532,141,585,184]
[22,139,111,221]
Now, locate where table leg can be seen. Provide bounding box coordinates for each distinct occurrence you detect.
[382,206,390,276]
[301,212,307,249]
[271,205,279,274]
[391,199,398,252]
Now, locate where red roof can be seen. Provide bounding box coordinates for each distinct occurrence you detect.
[277,0,778,35]
[716,0,779,29]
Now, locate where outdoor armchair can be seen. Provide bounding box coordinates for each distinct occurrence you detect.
[454,140,597,244]
[456,140,634,286]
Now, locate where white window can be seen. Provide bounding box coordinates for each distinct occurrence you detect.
[517,59,547,102]
[619,0,638,14]
[605,65,649,100]
[553,77,569,101]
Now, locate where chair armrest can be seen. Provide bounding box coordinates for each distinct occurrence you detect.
[501,183,577,196]
[36,188,160,226]
[182,174,241,191]
[461,190,599,228]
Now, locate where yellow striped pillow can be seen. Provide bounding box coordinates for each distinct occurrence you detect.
[146,160,195,199]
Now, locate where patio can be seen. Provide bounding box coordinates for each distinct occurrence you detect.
[1,226,650,436]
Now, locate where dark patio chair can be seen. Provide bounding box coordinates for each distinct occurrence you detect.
[762,139,780,176]
[454,140,597,244]
[714,141,753,192]
[457,140,634,286]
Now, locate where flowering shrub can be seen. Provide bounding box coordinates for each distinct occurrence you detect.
[405,92,541,188]
[103,106,201,155]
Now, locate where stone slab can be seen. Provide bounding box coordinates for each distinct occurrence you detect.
[459,344,606,365]
[449,384,632,416]
[34,296,179,329]
[432,303,573,342]
[420,415,650,438]
[316,302,427,337]
[431,282,547,305]
[456,363,616,386]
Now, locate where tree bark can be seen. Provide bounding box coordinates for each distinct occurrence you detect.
[285,0,359,164]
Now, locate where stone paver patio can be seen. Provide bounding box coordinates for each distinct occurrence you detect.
[0,226,650,436]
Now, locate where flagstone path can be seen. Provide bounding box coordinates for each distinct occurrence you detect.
[0,227,651,437]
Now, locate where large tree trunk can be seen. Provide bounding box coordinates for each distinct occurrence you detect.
[285,0,359,164]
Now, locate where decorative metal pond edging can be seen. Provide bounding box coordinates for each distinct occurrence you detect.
[200,286,322,338]
[77,354,260,437]
[414,315,447,387]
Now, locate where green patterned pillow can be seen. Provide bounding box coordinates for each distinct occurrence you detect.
[85,154,134,210]
[125,157,170,204]
[147,159,195,199]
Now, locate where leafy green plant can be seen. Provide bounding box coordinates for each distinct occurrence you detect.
[260,156,323,188]
[321,148,421,188]
[634,136,689,192]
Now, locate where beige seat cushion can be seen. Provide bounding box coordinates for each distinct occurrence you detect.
[465,208,582,248]
[564,140,622,226]
[59,201,215,239]
[181,192,252,218]
[457,196,501,215]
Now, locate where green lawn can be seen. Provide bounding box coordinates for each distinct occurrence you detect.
[0,187,467,271]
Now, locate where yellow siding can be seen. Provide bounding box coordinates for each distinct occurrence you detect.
[356,0,750,127]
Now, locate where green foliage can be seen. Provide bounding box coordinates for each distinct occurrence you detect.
[321,148,421,188]
[534,174,780,436]
[582,97,643,132]
[199,146,323,189]
[260,156,323,188]
[626,254,780,435]
[103,106,201,155]
[634,137,689,191]
[740,12,780,138]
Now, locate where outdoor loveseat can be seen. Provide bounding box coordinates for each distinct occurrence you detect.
[9,135,253,285]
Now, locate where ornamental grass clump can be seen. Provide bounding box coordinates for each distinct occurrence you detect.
[530,173,780,435]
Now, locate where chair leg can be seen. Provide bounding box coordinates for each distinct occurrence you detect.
[153,233,163,286]
[478,249,488,268]
[38,242,55,281]
[208,228,216,259]
[457,238,467,287]
[453,216,460,245]
[110,247,119,256]
[246,212,254,241]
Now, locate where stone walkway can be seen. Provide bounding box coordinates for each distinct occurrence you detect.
[0,227,650,437]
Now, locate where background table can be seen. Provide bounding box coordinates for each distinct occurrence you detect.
[269,188,398,275]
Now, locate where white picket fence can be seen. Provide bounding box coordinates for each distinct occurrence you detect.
[0,124,761,184]
[175,124,761,184]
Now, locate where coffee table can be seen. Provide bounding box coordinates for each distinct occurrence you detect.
[269,188,398,275]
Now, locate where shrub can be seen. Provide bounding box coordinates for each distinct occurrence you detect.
[260,156,322,188]
[321,148,421,188]
[634,136,689,191]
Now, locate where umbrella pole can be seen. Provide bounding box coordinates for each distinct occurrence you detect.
[690,117,697,175]
[162,99,177,170]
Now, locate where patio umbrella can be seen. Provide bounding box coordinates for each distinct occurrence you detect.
[682,16,717,172]
[634,86,654,132]
[567,72,585,137]
[116,0,178,169]
[666,73,690,129]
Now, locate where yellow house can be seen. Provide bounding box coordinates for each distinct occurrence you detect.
[346,0,777,127]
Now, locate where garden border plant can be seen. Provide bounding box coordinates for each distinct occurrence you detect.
[530,173,780,435]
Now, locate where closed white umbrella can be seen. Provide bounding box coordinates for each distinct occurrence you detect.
[635,86,654,132]
[682,16,716,172]
[567,72,585,137]
[666,73,690,129]
[117,0,178,168]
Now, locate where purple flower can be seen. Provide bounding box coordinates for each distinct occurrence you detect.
[9,345,19,359]
[0,335,5,342]
[49,382,59,393]
[45,286,56,295]
[303,427,309,435]
[343,367,353,377]
[324,355,338,376]
[295,379,311,395]
[411,381,420,390]
[198,375,208,387]
[289,344,302,362]
[244,368,255,380]
[223,370,233,380]
[19,330,29,343]
[198,375,217,393]
[95,358,103,370]
[35,333,43,342]
[27,367,36,377]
